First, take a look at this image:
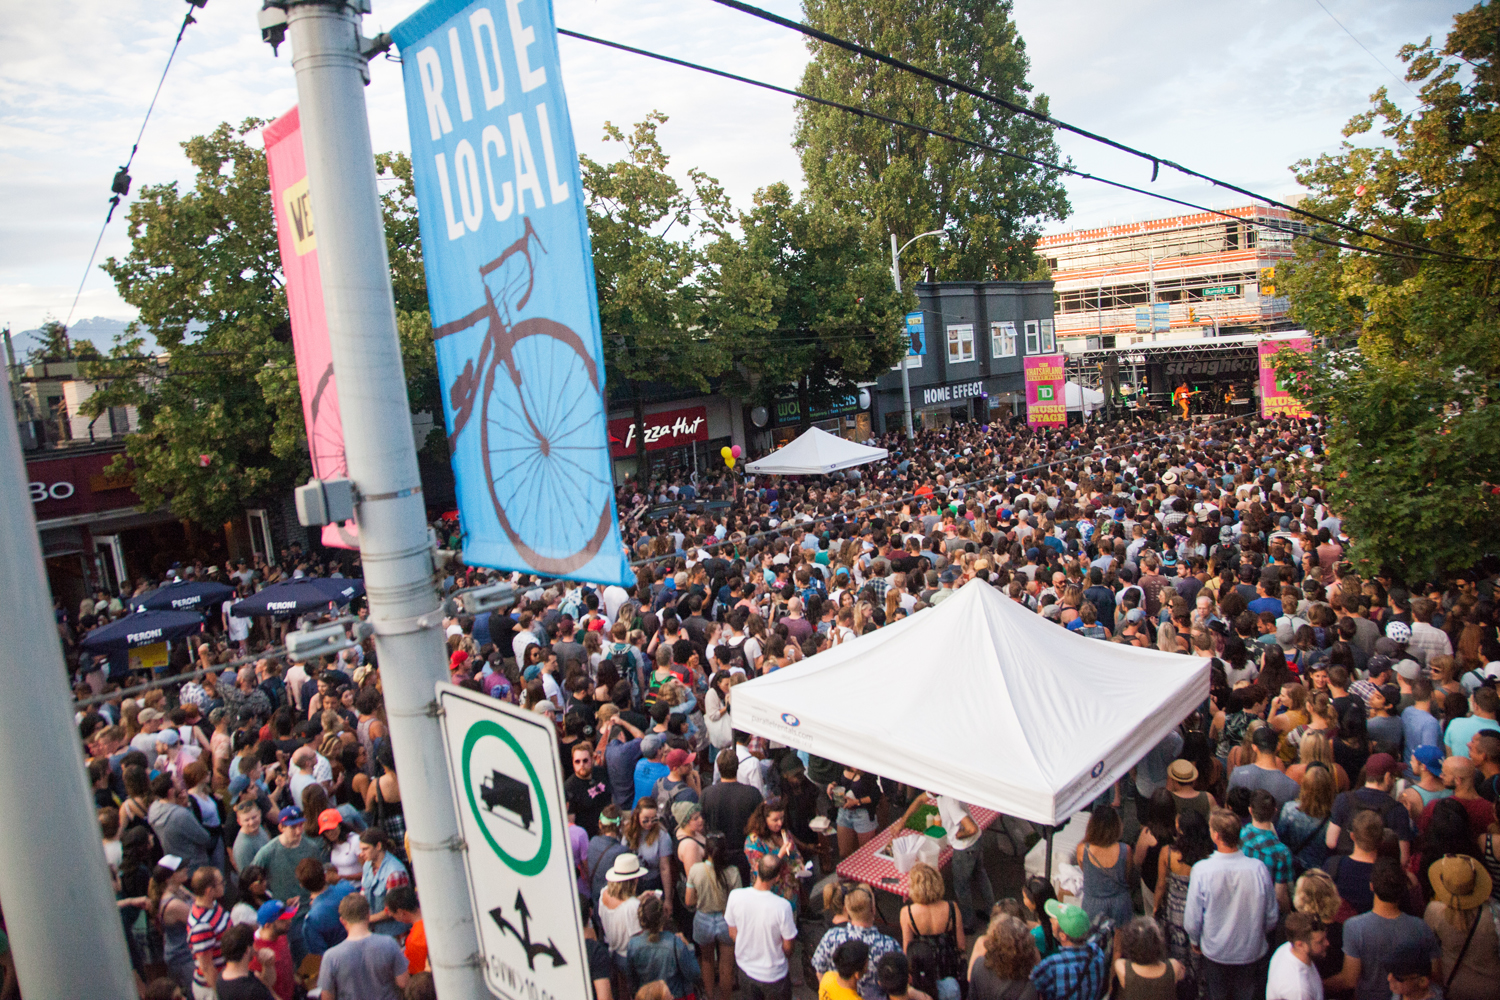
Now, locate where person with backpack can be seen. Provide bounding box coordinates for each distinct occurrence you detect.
[654,749,702,832]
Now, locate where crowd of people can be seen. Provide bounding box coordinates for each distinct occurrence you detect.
[39,410,1500,1000]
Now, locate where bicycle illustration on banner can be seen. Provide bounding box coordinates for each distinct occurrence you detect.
[309,363,358,549]
[434,220,614,575]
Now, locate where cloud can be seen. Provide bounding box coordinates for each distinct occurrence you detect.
[0,0,1471,334]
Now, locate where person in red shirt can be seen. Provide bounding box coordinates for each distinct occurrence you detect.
[1419,757,1494,835]
[252,899,299,1000]
[388,887,427,974]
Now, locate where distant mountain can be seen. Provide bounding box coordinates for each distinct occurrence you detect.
[14,317,158,358]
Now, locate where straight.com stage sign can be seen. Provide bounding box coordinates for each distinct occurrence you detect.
[392,0,631,585]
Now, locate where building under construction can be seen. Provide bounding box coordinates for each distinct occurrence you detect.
[1037,205,1308,347]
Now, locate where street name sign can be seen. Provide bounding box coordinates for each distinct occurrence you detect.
[436,682,588,1000]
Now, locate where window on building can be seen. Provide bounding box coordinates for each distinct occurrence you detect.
[946,324,974,363]
[1024,320,1040,354]
[990,321,1017,358]
[1040,320,1056,353]
[247,509,273,561]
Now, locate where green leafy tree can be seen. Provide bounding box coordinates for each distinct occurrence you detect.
[1272,2,1500,579]
[25,319,100,364]
[580,113,734,467]
[710,183,905,430]
[89,121,438,526]
[795,0,1069,284]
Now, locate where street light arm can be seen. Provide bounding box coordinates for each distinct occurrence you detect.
[897,229,948,258]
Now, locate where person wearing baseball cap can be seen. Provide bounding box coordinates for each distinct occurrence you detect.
[1029,899,1108,1000]
[1399,745,1453,821]
[1326,751,1415,863]
[254,899,299,999]
[652,747,700,827]
[248,803,326,958]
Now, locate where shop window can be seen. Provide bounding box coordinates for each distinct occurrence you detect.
[990,321,1017,358]
[1024,320,1040,354]
[946,324,974,363]
[247,509,273,561]
[1041,319,1056,353]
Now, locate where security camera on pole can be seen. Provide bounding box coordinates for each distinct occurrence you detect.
[259,2,488,997]
[890,229,946,440]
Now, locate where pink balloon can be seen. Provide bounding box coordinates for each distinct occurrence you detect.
[730,445,742,458]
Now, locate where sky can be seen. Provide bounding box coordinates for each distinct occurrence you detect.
[0,0,1473,342]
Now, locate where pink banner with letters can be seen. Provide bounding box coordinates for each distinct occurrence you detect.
[1257,337,1313,419]
[264,107,356,548]
[1023,354,1067,429]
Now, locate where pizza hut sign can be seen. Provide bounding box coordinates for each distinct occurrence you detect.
[608,405,710,458]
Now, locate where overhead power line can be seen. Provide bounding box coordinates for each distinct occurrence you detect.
[1313,0,1422,101]
[65,0,208,327]
[557,28,1446,265]
[706,0,1486,265]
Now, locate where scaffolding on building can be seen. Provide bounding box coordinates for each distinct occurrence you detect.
[1039,205,1309,345]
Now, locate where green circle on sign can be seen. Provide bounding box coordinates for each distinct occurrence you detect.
[461,719,552,876]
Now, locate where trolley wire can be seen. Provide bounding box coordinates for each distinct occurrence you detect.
[558,28,1445,266]
[705,0,1486,265]
[64,1,207,327]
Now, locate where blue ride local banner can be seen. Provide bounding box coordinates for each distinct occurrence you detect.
[392,0,632,586]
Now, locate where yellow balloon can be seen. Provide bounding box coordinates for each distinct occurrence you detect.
[726,456,736,468]
[720,446,732,458]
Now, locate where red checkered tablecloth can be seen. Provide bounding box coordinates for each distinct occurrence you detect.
[835,806,999,900]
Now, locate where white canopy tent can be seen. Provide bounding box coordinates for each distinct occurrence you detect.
[743,426,888,476]
[1065,381,1105,415]
[731,580,1209,854]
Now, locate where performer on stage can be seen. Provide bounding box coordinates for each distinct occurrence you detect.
[1173,382,1193,419]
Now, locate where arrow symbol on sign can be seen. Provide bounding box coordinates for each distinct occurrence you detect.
[490,889,567,970]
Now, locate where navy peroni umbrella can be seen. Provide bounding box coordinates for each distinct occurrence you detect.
[230,577,366,618]
[78,610,206,657]
[130,579,236,613]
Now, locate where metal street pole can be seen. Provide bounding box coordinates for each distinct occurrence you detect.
[0,377,136,998]
[890,229,946,441]
[890,233,914,440]
[277,3,487,996]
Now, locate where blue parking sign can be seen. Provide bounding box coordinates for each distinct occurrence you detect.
[392,0,632,586]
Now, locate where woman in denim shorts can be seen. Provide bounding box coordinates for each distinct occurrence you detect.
[685,833,742,1000]
[828,766,882,859]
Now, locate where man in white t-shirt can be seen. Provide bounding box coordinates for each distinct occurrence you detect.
[223,595,250,655]
[602,583,631,626]
[724,854,798,1000]
[900,791,993,932]
[1265,911,1327,999]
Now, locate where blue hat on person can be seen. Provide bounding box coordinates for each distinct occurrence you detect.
[1412,745,1445,775]
[278,806,305,825]
[228,774,251,799]
[256,898,299,925]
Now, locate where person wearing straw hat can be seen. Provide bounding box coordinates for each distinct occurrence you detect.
[1422,854,1498,1000]
[1166,758,1213,819]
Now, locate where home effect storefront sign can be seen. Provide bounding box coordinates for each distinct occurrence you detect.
[914,380,986,409]
[607,405,709,458]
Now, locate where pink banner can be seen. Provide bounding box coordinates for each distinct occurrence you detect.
[1258,337,1313,419]
[264,108,356,548]
[1024,354,1067,428]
